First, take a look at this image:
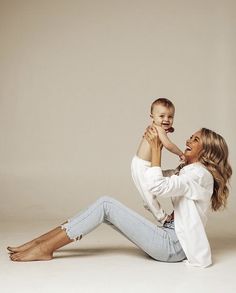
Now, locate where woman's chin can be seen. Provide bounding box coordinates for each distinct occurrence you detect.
[183,153,191,164]
[184,155,198,165]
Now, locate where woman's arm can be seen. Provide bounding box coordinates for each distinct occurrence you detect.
[131,156,168,224]
[133,126,169,224]
[144,126,162,167]
[136,124,163,162]
[143,126,211,200]
[144,126,174,222]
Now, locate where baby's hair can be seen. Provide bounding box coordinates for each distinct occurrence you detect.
[150,98,175,114]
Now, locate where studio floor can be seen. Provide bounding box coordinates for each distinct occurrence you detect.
[1,220,236,293]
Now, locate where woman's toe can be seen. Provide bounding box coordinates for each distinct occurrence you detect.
[12,252,20,261]
[10,254,15,261]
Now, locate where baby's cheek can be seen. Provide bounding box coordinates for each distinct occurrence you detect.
[154,117,161,123]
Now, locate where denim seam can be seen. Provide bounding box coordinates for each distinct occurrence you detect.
[103,200,160,252]
[103,200,167,239]
[63,201,107,234]
[63,198,168,242]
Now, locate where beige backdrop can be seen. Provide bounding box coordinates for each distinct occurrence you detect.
[0,0,235,236]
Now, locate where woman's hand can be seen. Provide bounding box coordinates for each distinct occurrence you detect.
[144,125,162,167]
[144,126,163,150]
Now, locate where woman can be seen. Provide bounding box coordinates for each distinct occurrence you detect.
[132,126,232,267]
[8,127,232,268]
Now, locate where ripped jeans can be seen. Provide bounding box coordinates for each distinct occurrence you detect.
[61,196,186,262]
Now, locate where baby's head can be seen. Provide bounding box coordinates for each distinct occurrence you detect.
[150,98,175,132]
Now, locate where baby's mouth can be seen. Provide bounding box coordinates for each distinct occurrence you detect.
[162,123,170,127]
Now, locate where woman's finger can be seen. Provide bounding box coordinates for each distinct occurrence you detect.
[144,132,152,141]
[146,132,155,142]
[144,134,150,143]
[147,128,157,138]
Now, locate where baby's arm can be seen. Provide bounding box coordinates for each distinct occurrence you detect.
[155,125,184,159]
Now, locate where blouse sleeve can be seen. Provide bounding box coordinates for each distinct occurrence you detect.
[144,165,213,201]
[131,156,168,224]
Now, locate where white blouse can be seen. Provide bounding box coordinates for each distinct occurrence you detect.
[131,155,214,268]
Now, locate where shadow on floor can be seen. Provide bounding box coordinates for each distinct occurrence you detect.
[209,236,236,263]
[55,236,236,261]
[55,245,149,259]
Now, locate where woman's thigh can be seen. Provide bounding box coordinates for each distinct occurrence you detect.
[64,196,185,262]
[95,196,184,262]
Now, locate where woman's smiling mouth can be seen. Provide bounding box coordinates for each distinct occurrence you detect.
[185,146,192,152]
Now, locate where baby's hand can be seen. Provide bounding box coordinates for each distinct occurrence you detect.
[179,153,186,163]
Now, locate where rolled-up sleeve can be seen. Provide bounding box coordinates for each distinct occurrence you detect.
[144,165,213,200]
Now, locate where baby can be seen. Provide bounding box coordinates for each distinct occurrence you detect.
[131,98,185,224]
[150,98,185,161]
[131,98,184,225]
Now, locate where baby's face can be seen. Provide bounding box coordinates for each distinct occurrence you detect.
[151,105,175,131]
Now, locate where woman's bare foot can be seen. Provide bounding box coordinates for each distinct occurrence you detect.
[7,226,65,253]
[10,229,72,262]
[7,240,39,253]
[10,242,53,262]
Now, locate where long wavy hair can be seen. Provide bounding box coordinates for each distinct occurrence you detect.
[198,128,232,211]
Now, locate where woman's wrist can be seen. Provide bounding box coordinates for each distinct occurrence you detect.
[151,147,161,156]
[151,144,162,151]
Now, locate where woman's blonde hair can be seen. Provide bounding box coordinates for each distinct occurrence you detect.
[199,128,232,211]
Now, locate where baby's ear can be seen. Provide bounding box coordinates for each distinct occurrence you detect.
[168,127,175,133]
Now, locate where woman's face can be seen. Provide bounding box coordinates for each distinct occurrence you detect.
[184,130,203,164]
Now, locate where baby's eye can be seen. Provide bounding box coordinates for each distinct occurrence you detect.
[160,115,164,118]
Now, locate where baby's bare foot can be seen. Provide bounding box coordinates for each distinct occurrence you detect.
[7,240,39,253]
[10,242,53,262]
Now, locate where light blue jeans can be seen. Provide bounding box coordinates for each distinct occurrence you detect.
[61,196,186,262]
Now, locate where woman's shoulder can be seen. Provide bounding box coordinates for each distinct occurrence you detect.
[181,162,213,185]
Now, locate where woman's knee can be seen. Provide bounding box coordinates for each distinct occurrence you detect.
[97,195,114,203]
